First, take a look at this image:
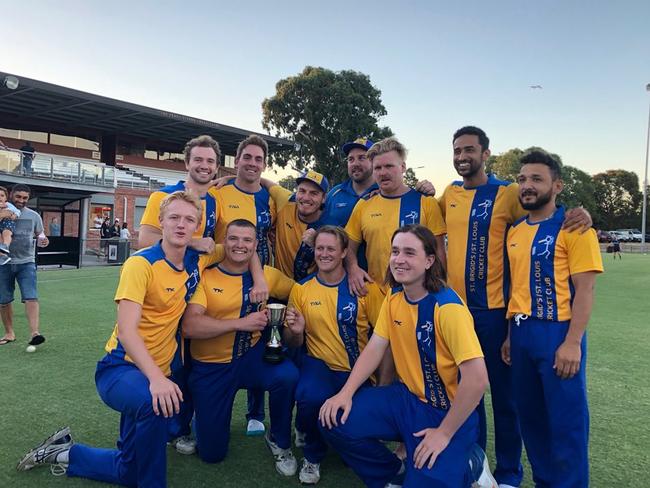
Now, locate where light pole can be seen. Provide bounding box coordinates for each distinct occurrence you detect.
[642,83,650,254]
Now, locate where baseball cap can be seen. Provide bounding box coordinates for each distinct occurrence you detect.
[296,170,329,194]
[341,137,374,156]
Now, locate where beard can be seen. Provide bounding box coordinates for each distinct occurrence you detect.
[519,189,553,210]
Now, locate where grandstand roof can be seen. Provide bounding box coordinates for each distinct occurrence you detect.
[0,71,294,156]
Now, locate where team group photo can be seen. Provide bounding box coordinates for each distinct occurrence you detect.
[1,2,649,488]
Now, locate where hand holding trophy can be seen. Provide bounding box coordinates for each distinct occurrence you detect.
[263,303,286,364]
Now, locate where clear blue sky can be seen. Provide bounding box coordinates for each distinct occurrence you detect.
[2,0,649,185]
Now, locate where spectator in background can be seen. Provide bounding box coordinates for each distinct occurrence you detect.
[19,141,35,175]
[120,222,131,240]
[100,217,111,256]
[110,218,121,238]
[49,217,61,237]
[0,184,49,346]
[611,235,622,259]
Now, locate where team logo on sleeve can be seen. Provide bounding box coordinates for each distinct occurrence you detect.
[532,235,554,260]
[472,199,492,220]
[417,320,434,347]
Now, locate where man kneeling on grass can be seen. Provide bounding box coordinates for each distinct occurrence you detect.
[182,218,299,476]
[16,192,267,487]
[319,224,498,488]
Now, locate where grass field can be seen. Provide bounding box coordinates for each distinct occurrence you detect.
[1,254,648,487]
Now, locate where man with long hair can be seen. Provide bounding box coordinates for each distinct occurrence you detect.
[320,224,496,487]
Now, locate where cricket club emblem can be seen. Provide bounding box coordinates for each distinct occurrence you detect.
[532,235,554,260]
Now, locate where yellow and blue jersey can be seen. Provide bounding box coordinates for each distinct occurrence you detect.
[345,189,446,285]
[139,181,219,239]
[289,276,384,372]
[440,175,525,310]
[189,265,295,364]
[215,182,276,265]
[506,206,603,322]
[104,242,224,376]
[274,202,329,280]
[374,286,483,408]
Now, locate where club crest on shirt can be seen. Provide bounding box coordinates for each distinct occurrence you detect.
[472,199,492,220]
[258,210,271,226]
[401,210,419,225]
[417,320,434,347]
[339,302,356,323]
[532,235,554,259]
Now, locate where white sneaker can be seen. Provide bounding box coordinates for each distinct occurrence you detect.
[167,435,196,455]
[265,432,297,476]
[299,458,321,484]
[499,485,520,488]
[17,426,73,476]
[247,419,266,436]
[295,427,307,448]
[469,444,498,488]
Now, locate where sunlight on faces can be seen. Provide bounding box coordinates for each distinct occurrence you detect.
[185,146,219,184]
[159,199,201,247]
[517,163,563,211]
[314,232,347,274]
[389,231,435,287]
[236,144,266,184]
[296,181,325,220]
[347,148,373,183]
[452,134,489,178]
[224,224,257,265]
[372,151,406,194]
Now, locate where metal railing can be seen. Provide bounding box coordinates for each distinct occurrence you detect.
[0,147,164,190]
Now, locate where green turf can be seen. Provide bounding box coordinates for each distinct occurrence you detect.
[0,255,648,487]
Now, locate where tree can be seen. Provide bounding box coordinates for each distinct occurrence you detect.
[278,175,296,192]
[592,170,643,229]
[486,147,564,182]
[557,165,598,221]
[262,66,392,184]
[404,168,419,188]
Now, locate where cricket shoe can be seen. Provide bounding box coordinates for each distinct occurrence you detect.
[299,458,321,484]
[265,432,297,476]
[16,426,73,476]
[168,435,196,455]
[469,444,498,488]
[246,419,266,436]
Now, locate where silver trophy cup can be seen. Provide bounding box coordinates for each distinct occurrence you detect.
[263,303,286,364]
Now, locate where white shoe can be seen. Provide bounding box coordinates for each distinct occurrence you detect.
[295,427,307,448]
[469,444,498,488]
[167,435,196,455]
[247,419,266,436]
[17,426,73,476]
[498,485,519,488]
[265,432,297,476]
[299,458,320,484]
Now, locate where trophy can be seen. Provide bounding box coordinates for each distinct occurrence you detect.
[263,303,286,364]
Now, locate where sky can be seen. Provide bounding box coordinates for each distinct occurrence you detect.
[2,0,650,186]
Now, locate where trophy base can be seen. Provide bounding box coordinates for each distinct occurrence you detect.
[263,346,284,364]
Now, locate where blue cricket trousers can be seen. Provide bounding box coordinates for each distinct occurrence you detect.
[472,308,523,486]
[295,354,351,463]
[510,317,589,488]
[321,382,478,488]
[189,340,298,463]
[67,355,171,488]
